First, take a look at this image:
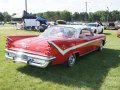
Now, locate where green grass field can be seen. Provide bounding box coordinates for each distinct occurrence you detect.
[0,28,120,90]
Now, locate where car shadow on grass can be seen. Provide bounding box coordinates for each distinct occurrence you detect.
[17,48,120,89]
[103,33,111,35]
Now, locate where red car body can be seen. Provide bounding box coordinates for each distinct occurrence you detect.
[117,29,120,37]
[5,25,106,68]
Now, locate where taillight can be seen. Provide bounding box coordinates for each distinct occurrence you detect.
[6,37,13,48]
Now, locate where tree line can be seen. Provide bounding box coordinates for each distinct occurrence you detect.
[34,10,120,22]
[0,10,120,22]
[0,12,11,22]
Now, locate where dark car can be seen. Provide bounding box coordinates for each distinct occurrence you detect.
[107,22,118,30]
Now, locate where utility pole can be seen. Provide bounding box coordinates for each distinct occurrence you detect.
[25,0,27,12]
[85,2,87,13]
[85,1,90,21]
[107,7,109,25]
[85,1,91,13]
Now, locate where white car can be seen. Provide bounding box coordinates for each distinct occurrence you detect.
[85,23,104,34]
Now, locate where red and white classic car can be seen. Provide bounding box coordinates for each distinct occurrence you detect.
[5,25,106,68]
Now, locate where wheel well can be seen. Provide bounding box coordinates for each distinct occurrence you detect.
[75,52,79,58]
[94,29,97,33]
[63,53,79,67]
[102,40,105,46]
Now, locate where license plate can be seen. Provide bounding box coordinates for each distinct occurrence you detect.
[8,53,15,58]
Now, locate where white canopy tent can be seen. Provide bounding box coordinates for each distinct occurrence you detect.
[12,10,37,29]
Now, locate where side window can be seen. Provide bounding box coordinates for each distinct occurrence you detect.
[63,27,76,38]
[80,29,94,38]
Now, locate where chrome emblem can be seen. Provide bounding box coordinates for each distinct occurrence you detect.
[62,45,66,50]
[20,43,30,48]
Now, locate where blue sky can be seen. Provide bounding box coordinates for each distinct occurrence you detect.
[0,0,120,15]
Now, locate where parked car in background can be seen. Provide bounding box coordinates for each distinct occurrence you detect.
[39,24,48,32]
[47,20,66,26]
[107,22,118,30]
[0,21,5,25]
[55,20,67,25]
[117,29,120,37]
[69,22,83,25]
[102,22,108,29]
[5,25,106,68]
[85,23,104,34]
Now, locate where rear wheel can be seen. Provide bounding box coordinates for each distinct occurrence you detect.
[94,30,97,33]
[100,29,103,34]
[97,41,103,51]
[65,54,76,67]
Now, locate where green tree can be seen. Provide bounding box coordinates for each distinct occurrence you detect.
[79,12,86,21]
[88,12,94,22]
[60,10,72,21]
[72,12,80,21]
[0,12,4,21]
[111,10,120,21]
[2,12,11,22]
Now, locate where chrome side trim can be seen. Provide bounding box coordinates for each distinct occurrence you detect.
[49,37,105,55]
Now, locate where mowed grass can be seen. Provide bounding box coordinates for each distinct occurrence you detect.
[0,28,120,90]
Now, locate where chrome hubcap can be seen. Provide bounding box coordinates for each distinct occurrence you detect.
[68,54,76,66]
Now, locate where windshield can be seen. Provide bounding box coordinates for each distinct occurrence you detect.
[86,23,97,27]
[40,26,76,39]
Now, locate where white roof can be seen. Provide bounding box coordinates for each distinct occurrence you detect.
[57,25,91,38]
[58,25,90,30]
[12,12,23,18]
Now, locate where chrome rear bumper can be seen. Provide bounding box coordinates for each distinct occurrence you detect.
[5,49,55,68]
